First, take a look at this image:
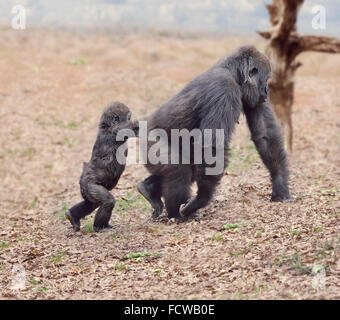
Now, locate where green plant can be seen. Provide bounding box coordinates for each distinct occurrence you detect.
[49,252,67,264]
[125,251,150,259]
[256,230,264,237]
[231,250,243,257]
[312,264,325,274]
[211,233,223,241]
[152,268,162,274]
[0,242,9,248]
[222,223,240,230]
[38,287,49,294]
[115,192,150,215]
[30,278,40,285]
[68,57,88,65]
[82,220,94,233]
[290,229,301,237]
[314,225,323,233]
[55,202,68,221]
[55,120,78,130]
[25,196,38,209]
[283,254,312,275]
[114,263,126,271]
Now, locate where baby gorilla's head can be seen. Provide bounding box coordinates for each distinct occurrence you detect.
[99,101,131,130]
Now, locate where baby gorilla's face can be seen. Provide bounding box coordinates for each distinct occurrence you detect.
[101,101,132,128]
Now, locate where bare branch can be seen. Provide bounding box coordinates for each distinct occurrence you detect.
[290,34,340,54]
[257,31,271,39]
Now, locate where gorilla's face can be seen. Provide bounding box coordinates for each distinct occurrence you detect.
[240,51,271,108]
[100,102,131,130]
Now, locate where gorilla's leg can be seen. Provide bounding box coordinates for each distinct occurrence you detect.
[244,103,292,202]
[85,184,115,232]
[67,201,99,232]
[180,170,222,218]
[162,167,192,220]
[137,175,164,219]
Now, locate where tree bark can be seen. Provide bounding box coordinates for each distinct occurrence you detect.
[259,0,340,150]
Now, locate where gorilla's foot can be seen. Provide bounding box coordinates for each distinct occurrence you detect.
[137,181,152,203]
[271,195,295,202]
[65,210,80,232]
[93,224,114,233]
[138,181,164,219]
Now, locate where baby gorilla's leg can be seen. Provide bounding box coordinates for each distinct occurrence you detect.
[67,200,98,232]
[87,184,116,232]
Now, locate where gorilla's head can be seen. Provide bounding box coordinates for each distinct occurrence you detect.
[225,46,271,108]
[99,101,131,130]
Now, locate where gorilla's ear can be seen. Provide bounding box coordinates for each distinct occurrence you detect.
[237,55,255,85]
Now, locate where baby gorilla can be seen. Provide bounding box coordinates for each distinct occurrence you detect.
[66,101,138,232]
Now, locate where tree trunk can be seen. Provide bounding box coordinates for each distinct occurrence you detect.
[259,0,340,150]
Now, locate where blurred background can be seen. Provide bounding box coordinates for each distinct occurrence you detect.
[0,0,340,35]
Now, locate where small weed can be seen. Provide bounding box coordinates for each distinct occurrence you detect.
[38,287,49,294]
[153,251,166,257]
[256,230,264,237]
[116,192,150,215]
[30,278,40,285]
[312,264,325,274]
[22,147,36,160]
[55,120,79,130]
[55,202,68,221]
[152,268,163,275]
[114,263,126,271]
[232,292,250,300]
[282,254,312,275]
[82,221,94,233]
[319,188,339,196]
[290,229,301,238]
[63,137,78,148]
[125,251,150,259]
[231,250,244,257]
[0,242,9,248]
[211,233,223,242]
[55,119,64,128]
[25,196,38,209]
[49,252,67,264]
[222,223,240,231]
[68,57,88,65]
[67,121,78,129]
[314,225,323,233]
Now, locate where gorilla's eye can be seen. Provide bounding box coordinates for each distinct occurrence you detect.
[249,67,258,77]
[113,115,119,123]
[127,113,131,121]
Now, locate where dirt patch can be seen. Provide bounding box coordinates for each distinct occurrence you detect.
[0,30,339,300]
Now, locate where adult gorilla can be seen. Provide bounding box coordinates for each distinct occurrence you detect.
[138,46,292,221]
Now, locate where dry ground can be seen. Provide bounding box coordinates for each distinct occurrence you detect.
[0,29,339,300]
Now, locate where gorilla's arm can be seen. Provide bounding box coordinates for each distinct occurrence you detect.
[244,102,292,202]
[197,74,243,146]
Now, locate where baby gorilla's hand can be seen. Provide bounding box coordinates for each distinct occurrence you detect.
[131,120,139,137]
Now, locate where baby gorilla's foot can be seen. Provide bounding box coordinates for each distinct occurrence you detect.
[65,210,80,232]
[93,224,113,232]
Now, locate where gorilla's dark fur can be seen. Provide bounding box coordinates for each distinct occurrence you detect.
[66,101,138,232]
[138,46,292,221]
